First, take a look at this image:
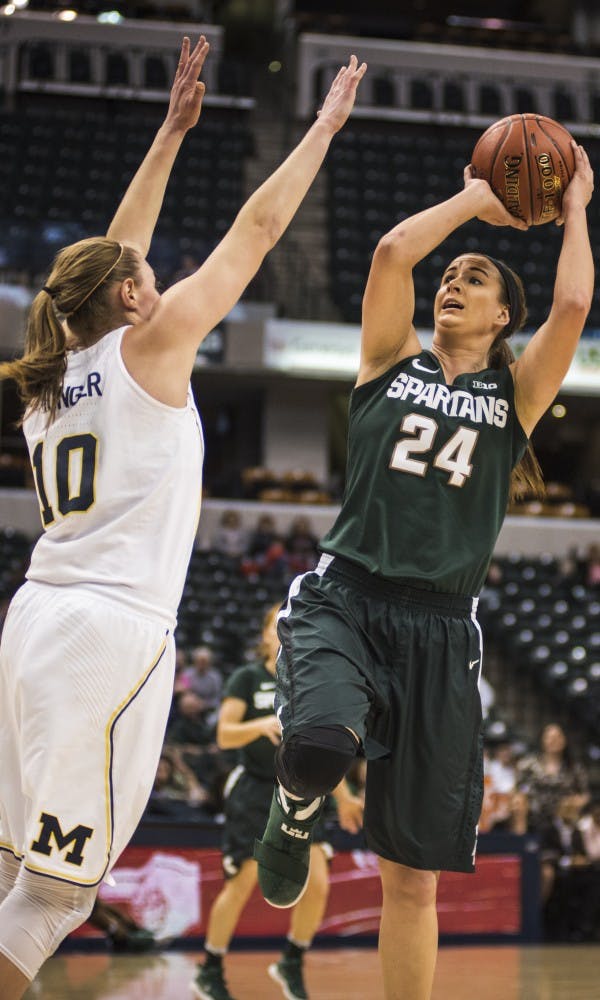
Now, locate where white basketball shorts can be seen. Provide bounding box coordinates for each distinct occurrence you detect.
[0,580,175,886]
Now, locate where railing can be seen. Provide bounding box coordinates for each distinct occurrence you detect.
[296,32,600,134]
[0,10,252,108]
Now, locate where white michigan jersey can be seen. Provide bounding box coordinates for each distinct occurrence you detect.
[23,326,204,627]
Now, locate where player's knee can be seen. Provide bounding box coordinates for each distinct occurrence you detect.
[0,869,97,981]
[0,851,20,904]
[379,860,438,910]
[276,725,358,799]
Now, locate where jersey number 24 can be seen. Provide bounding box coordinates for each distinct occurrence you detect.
[390,413,478,488]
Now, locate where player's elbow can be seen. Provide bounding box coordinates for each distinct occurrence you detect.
[257,214,285,248]
[554,290,592,321]
[216,724,231,749]
[245,211,283,251]
[375,230,414,267]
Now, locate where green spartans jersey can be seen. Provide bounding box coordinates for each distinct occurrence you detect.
[322,350,527,595]
[223,662,277,779]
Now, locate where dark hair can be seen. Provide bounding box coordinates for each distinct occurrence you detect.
[483,256,545,502]
[0,237,140,420]
[539,722,573,768]
[257,602,281,662]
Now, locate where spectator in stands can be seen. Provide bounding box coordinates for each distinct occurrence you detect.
[0,34,367,998]
[484,559,503,586]
[166,692,225,812]
[168,690,214,748]
[584,542,600,587]
[193,604,364,1000]
[504,791,530,835]
[173,252,202,284]
[517,723,590,831]
[559,549,580,583]
[246,513,281,559]
[241,513,287,580]
[212,509,248,559]
[179,646,223,727]
[578,797,600,862]
[147,748,209,817]
[283,515,319,577]
[481,733,518,832]
[255,139,594,1000]
[174,646,190,694]
[539,794,599,941]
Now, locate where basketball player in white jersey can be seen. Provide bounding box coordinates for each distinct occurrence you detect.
[0,37,367,998]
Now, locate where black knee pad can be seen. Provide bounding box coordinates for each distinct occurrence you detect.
[275,725,358,799]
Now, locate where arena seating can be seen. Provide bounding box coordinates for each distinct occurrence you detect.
[326,122,600,331]
[176,547,286,674]
[0,99,252,283]
[0,527,32,602]
[479,555,600,743]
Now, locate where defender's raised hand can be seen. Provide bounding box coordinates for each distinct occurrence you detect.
[166,35,210,133]
[107,34,210,254]
[317,54,367,134]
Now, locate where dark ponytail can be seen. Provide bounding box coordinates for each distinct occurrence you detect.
[486,258,545,502]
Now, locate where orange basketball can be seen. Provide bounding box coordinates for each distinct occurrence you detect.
[471,114,576,226]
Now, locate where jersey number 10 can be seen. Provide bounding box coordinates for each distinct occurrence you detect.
[32,433,97,527]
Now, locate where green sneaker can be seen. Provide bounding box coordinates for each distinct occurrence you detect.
[254,786,324,908]
[191,962,236,1000]
[110,927,155,953]
[268,956,308,1000]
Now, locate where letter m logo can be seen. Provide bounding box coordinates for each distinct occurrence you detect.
[30,812,94,867]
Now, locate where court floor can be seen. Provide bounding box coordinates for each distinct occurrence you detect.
[25,945,600,999]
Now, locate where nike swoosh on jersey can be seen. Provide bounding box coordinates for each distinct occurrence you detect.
[412,359,439,374]
[469,658,480,670]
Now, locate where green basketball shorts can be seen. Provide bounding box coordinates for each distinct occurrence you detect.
[275,554,484,873]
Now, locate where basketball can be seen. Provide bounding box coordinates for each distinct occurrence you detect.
[471,114,576,226]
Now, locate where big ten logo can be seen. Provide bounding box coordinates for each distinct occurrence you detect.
[536,152,561,218]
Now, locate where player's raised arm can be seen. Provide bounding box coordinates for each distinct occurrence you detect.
[511,143,594,437]
[106,35,209,256]
[122,55,366,406]
[358,167,527,386]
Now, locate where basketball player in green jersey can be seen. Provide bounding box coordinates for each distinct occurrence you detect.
[255,143,594,999]
[193,605,363,1000]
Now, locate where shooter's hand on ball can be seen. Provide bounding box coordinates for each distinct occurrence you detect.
[555,141,594,226]
[463,165,529,230]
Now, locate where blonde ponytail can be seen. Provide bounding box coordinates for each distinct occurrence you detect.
[0,290,68,420]
[0,237,139,419]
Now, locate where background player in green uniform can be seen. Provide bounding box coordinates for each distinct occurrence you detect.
[255,146,594,1000]
[193,605,363,1000]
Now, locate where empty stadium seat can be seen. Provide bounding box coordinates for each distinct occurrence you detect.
[327,121,600,329]
[0,103,251,286]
